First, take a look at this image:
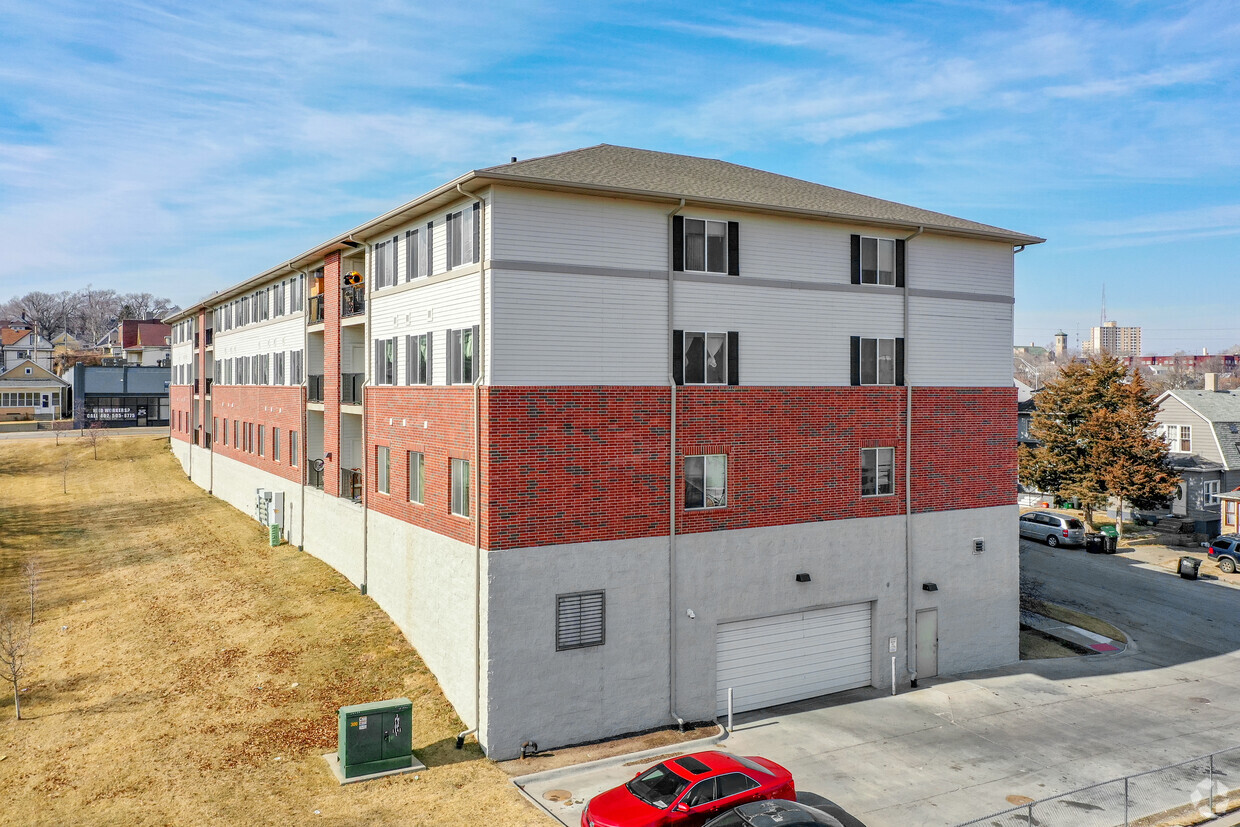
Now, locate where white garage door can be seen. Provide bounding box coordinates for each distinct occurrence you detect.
[716,603,872,716]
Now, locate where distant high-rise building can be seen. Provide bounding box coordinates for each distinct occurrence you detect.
[1082,321,1141,357]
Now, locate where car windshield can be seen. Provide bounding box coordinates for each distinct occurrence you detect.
[627,763,690,809]
[1066,519,1083,529]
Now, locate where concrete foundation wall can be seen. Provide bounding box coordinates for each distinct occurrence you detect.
[482,504,1016,759]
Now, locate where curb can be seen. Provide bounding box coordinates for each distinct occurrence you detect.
[511,723,729,788]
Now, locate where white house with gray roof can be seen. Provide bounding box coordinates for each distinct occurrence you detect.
[1155,379,1240,528]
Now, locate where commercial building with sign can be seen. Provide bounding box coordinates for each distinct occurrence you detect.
[165,146,1041,759]
[70,363,170,427]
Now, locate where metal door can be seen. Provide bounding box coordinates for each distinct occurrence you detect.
[916,608,939,679]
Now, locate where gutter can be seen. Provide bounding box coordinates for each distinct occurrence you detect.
[351,234,373,596]
[292,262,310,551]
[666,198,685,729]
[903,226,923,688]
[455,183,488,750]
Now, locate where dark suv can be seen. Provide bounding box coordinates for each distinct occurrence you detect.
[1207,535,1240,574]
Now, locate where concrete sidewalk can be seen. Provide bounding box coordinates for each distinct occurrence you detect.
[1021,609,1126,653]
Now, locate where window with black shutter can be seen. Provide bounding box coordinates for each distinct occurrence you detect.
[556,591,605,651]
[851,234,906,287]
[673,217,739,275]
[673,330,739,385]
[851,336,905,386]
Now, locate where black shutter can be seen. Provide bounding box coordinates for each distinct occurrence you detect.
[850,336,861,386]
[727,221,740,276]
[672,215,684,272]
[472,323,481,382]
[672,330,684,385]
[895,238,906,288]
[850,234,861,284]
[896,337,906,386]
[727,331,739,386]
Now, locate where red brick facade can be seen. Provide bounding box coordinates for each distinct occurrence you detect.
[911,387,1016,514]
[210,385,304,484]
[170,385,192,442]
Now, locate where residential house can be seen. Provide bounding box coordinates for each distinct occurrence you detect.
[119,320,172,366]
[165,145,1042,759]
[0,328,53,373]
[0,360,68,420]
[1154,374,1240,534]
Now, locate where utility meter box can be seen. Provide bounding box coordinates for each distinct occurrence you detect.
[337,698,414,779]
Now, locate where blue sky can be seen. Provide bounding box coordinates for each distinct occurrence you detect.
[2,0,1238,353]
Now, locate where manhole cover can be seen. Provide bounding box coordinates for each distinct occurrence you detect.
[1006,794,1035,806]
[543,789,571,803]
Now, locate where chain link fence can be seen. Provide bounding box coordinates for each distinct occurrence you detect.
[957,745,1240,827]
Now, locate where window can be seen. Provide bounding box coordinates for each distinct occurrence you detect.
[450,458,470,517]
[404,228,423,281]
[222,418,228,446]
[374,338,396,385]
[258,425,265,457]
[1205,479,1221,505]
[677,331,736,385]
[274,352,286,385]
[213,417,218,443]
[852,235,903,286]
[556,590,604,651]
[685,454,727,509]
[290,350,304,385]
[377,446,390,495]
[405,334,430,384]
[408,451,424,503]
[673,217,738,275]
[289,430,298,467]
[374,235,399,289]
[684,779,720,809]
[272,427,280,461]
[1227,500,1237,527]
[446,203,480,269]
[851,336,904,386]
[233,420,239,448]
[862,447,895,496]
[1162,424,1192,453]
[448,326,479,384]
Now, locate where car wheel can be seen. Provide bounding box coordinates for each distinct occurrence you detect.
[1046,535,1059,548]
[1221,557,1237,574]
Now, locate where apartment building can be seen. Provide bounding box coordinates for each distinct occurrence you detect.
[1083,320,1142,357]
[167,145,1042,759]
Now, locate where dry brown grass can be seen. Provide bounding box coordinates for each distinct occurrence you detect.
[0,435,543,826]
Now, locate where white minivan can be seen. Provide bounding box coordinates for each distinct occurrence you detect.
[1019,511,1086,547]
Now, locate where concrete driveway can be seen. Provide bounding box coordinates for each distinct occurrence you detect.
[517,537,1240,826]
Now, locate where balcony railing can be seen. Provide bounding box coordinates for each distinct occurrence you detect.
[308,374,324,403]
[205,378,213,395]
[192,379,199,395]
[341,373,364,405]
[341,284,365,318]
[309,464,324,490]
[341,468,362,502]
[204,329,213,346]
[308,294,325,323]
[193,332,199,348]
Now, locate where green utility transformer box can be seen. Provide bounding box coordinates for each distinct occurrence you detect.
[337,698,414,779]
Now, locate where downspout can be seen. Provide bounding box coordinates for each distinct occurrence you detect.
[292,261,309,551]
[349,234,374,596]
[666,198,685,730]
[903,226,923,688]
[456,182,487,749]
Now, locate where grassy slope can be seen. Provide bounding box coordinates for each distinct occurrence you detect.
[0,435,542,826]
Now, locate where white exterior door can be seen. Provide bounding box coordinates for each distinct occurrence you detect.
[715,603,872,717]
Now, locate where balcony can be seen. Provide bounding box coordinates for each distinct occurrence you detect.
[341,284,365,318]
[204,329,213,346]
[309,463,324,490]
[192,379,199,395]
[308,294,325,324]
[193,333,199,348]
[205,378,213,395]
[308,374,324,403]
[341,373,364,405]
[341,468,363,502]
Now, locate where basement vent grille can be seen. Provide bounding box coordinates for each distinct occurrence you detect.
[972,538,985,555]
[556,590,605,651]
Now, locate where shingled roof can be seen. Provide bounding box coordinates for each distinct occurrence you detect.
[479,145,1044,244]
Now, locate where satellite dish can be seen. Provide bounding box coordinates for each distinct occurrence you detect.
[312,458,325,472]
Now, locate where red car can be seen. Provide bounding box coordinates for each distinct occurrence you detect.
[581,750,796,827]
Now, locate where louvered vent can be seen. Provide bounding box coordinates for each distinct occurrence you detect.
[973,538,985,555]
[556,591,605,651]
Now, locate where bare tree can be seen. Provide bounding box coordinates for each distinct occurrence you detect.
[118,292,175,321]
[0,610,33,720]
[23,559,41,624]
[81,421,108,459]
[78,285,120,344]
[60,457,70,493]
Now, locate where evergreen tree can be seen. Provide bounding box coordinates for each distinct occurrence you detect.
[1019,354,1176,531]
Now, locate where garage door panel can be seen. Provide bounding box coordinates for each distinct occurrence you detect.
[716,603,872,716]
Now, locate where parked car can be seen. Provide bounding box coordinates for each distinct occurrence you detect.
[1207,535,1240,574]
[1019,511,1086,547]
[581,751,796,827]
[703,798,865,827]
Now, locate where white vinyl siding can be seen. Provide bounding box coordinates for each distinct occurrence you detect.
[715,603,872,716]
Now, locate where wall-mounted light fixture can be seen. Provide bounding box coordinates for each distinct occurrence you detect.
[922,582,938,592]
[795,573,811,583]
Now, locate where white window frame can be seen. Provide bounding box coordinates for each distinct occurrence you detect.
[408,451,425,504]
[682,331,728,385]
[377,446,390,495]
[685,454,727,510]
[860,338,897,386]
[862,447,895,497]
[450,458,470,517]
[449,328,475,385]
[1162,424,1192,453]
[683,217,728,274]
[859,236,897,285]
[1204,479,1221,506]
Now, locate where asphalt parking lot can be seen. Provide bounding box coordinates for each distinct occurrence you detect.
[518,537,1240,826]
